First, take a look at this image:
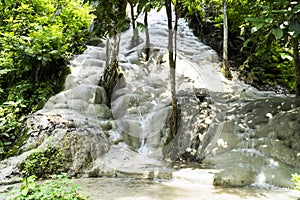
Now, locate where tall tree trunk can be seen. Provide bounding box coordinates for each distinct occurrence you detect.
[144,10,150,61]
[222,0,231,79]
[293,40,300,96]
[165,0,177,137]
[130,3,136,31]
[100,34,124,106]
[130,3,138,46]
[174,0,179,63]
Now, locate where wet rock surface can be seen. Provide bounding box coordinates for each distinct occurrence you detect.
[202,96,300,187]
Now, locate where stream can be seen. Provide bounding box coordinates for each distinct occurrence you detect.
[1,6,300,200]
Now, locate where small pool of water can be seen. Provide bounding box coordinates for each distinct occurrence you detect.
[1,177,299,200]
[74,177,300,200]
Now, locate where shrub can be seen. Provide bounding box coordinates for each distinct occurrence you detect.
[11,174,88,200]
[0,0,93,159]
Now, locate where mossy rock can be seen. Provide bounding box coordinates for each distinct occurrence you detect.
[19,147,68,178]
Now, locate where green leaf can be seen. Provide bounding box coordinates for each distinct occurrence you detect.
[28,180,36,190]
[137,22,145,31]
[49,50,59,55]
[251,23,263,33]
[293,4,300,14]
[251,27,258,33]
[289,20,300,37]
[245,17,263,22]
[272,9,287,13]
[265,17,274,23]
[4,141,12,146]
[272,28,284,39]
[243,38,252,47]
[0,119,7,127]
[21,186,29,196]
[280,52,293,61]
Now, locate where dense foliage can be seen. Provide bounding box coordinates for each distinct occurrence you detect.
[86,0,128,37]
[241,0,300,93]
[0,0,93,159]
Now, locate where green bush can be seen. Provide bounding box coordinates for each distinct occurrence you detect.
[11,174,88,200]
[0,100,24,155]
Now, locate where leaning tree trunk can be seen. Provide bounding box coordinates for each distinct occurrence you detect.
[293,40,300,96]
[165,0,178,137]
[99,34,125,106]
[222,0,231,79]
[99,0,127,106]
[144,10,151,61]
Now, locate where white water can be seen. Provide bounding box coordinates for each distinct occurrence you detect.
[111,7,228,157]
[136,102,147,154]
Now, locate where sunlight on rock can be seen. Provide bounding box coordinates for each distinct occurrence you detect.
[269,158,279,167]
[254,171,266,186]
[266,113,273,119]
[217,138,228,148]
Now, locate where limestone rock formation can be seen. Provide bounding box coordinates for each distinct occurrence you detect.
[0,45,115,183]
[202,97,300,187]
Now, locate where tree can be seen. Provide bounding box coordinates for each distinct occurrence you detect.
[294,40,300,96]
[165,0,178,137]
[0,0,93,159]
[222,0,231,79]
[138,0,152,61]
[87,0,128,103]
[144,9,151,61]
[137,0,164,61]
[128,0,139,46]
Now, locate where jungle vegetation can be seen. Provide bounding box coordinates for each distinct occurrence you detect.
[0,0,93,159]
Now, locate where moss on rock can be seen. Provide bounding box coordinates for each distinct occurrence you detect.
[19,147,67,178]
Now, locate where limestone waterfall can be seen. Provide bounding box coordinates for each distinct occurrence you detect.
[0,8,300,192]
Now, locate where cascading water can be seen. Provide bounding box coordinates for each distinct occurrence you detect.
[110,7,226,157]
[135,95,154,154]
[107,7,300,191]
[135,97,147,154]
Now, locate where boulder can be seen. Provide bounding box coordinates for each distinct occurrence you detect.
[0,113,111,183]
